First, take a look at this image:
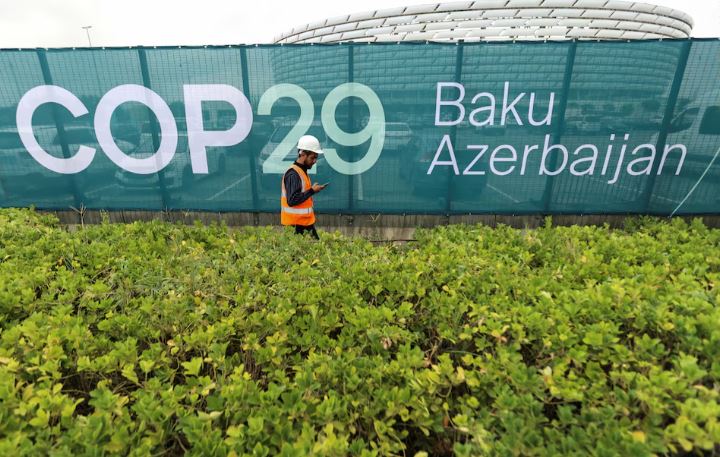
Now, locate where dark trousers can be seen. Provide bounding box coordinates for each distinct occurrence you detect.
[294,224,319,239]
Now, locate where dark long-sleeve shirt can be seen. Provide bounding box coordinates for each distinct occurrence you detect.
[283,162,315,207]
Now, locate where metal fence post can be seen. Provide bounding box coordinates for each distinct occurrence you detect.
[541,41,577,213]
[446,41,464,215]
[36,49,83,209]
[137,48,171,210]
[348,44,355,212]
[239,47,260,215]
[641,40,692,213]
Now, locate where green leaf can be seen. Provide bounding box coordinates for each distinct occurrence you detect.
[121,363,139,384]
[139,359,155,374]
[582,331,604,347]
[182,357,203,377]
[248,416,264,436]
[29,409,49,428]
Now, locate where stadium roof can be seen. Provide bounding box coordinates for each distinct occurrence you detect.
[274,0,693,43]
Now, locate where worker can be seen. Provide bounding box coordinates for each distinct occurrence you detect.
[280,135,328,239]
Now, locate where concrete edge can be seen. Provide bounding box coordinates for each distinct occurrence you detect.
[40,210,720,241]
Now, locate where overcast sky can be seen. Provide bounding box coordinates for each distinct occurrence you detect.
[0,0,717,49]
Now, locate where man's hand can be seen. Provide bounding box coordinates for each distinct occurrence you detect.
[311,183,327,193]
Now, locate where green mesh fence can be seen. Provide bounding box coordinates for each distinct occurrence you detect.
[0,40,718,215]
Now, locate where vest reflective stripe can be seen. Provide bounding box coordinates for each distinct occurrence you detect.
[280,164,315,226]
[283,206,314,215]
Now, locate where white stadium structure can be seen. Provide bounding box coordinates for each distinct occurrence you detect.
[273,0,692,44]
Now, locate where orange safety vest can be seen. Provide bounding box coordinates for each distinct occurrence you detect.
[281,164,315,226]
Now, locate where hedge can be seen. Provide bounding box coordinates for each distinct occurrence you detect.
[0,209,718,456]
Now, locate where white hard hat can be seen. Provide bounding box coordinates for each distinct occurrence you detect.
[297,135,324,154]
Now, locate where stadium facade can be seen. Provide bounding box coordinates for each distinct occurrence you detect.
[274,0,692,44]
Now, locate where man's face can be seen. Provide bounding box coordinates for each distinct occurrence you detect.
[300,151,319,169]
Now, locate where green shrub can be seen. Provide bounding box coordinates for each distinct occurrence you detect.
[0,209,718,455]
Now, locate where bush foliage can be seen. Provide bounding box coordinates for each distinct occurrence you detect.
[0,209,718,456]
